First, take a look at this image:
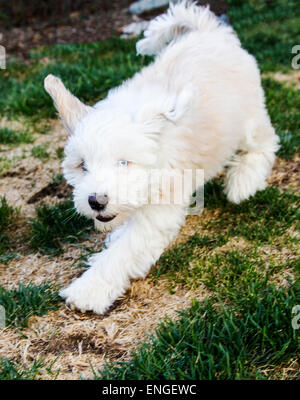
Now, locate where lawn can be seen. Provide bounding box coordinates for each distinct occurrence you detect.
[0,0,299,380]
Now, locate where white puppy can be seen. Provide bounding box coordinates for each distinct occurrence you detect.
[44,1,279,314]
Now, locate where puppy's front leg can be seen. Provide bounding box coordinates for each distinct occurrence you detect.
[60,205,186,314]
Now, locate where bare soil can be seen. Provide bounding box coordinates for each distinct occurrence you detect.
[1,1,228,59]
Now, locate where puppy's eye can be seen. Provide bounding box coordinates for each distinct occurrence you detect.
[118,160,130,167]
[79,161,88,172]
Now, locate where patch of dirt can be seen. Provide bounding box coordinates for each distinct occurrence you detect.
[1,1,228,59]
[1,167,31,178]
[1,4,134,59]
[175,208,224,243]
[27,180,72,204]
[260,358,299,380]
[0,120,67,217]
[0,230,106,290]
[212,237,250,254]
[0,278,208,379]
[259,232,299,289]
[0,1,133,28]
[31,333,127,359]
[268,154,300,191]
[265,71,300,89]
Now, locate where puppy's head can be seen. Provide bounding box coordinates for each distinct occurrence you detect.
[44,75,193,229]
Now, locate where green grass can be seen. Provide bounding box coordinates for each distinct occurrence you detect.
[55,147,64,160]
[29,200,94,255]
[31,144,50,159]
[97,284,299,379]
[202,185,299,243]
[99,183,299,379]
[0,197,19,262]
[202,250,299,297]
[0,358,44,380]
[0,283,61,328]
[152,233,228,284]
[0,38,151,121]
[0,127,33,146]
[99,135,299,379]
[229,0,300,159]
[153,229,298,291]
[51,173,64,184]
[263,78,300,159]
[228,0,300,72]
[0,196,16,231]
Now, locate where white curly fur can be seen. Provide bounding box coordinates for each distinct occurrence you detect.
[44,1,279,314]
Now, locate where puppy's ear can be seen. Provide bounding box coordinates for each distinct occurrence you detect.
[44,74,92,134]
[136,84,194,132]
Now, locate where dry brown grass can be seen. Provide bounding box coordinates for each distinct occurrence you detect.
[0,120,66,217]
[265,70,300,89]
[268,154,300,191]
[0,277,208,379]
[0,115,299,379]
[0,233,102,290]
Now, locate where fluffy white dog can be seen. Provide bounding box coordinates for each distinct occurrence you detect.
[44,1,279,314]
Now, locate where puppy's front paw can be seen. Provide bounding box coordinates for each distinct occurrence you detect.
[60,273,120,315]
[44,74,64,95]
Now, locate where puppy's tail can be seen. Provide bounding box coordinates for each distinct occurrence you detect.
[136,0,234,56]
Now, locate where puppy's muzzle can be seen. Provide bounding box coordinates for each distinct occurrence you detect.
[88,194,116,223]
[88,193,108,212]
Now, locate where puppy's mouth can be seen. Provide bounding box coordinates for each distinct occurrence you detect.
[96,214,116,223]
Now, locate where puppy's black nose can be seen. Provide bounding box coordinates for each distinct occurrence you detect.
[88,194,108,211]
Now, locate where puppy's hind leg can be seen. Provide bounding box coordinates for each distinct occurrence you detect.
[224,119,280,204]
